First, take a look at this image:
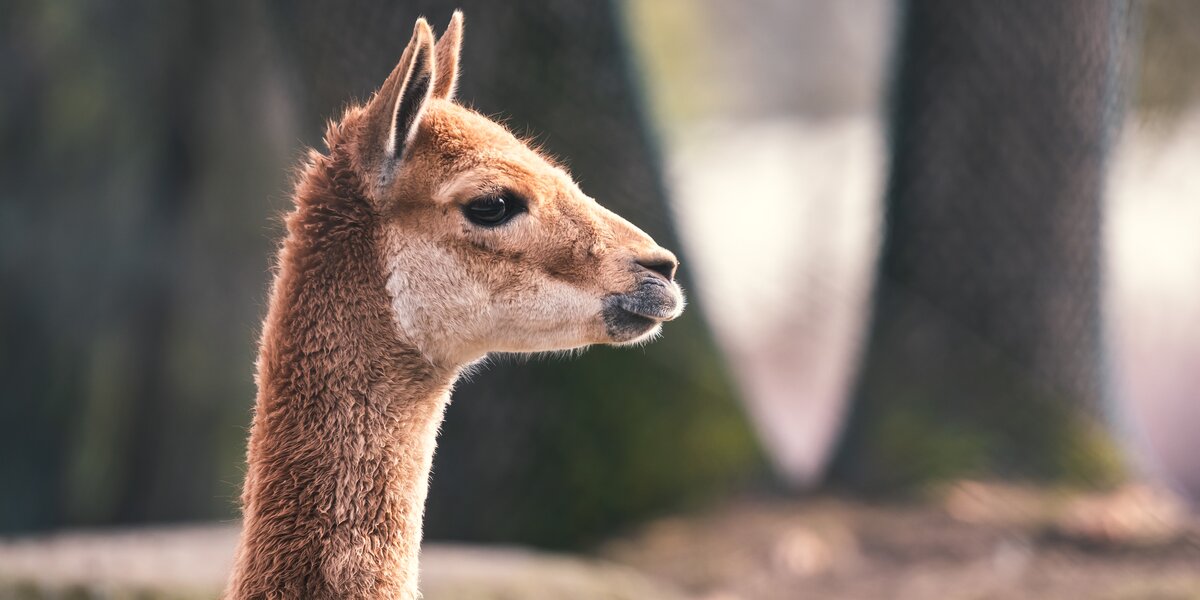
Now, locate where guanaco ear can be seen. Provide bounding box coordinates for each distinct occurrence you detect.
[432,11,463,100]
[387,19,436,159]
[362,18,436,164]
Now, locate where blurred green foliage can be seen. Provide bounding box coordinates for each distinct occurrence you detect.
[1136,0,1200,121]
[1,0,286,530]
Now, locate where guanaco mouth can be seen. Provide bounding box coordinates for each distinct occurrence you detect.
[601,280,684,342]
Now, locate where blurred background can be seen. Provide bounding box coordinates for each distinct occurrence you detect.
[2,0,1199,598]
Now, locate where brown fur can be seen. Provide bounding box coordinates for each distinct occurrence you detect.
[227,13,682,599]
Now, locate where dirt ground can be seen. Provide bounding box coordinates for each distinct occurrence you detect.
[601,482,1200,600]
[2,483,1196,599]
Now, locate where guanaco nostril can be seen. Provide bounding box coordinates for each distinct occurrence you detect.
[635,255,678,282]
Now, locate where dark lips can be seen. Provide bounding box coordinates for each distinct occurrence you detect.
[602,278,682,342]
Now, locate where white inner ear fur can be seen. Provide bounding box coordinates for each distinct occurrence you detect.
[385,47,435,161]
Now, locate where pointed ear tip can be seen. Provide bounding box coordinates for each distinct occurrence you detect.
[414,17,434,37]
[442,10,463,36]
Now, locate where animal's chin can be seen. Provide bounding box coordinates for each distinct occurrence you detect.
[602,306,664,344]
[601,280,684,344]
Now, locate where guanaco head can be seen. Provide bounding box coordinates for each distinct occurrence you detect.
[333,13,683,367]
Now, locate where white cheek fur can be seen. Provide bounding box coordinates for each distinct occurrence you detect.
[385,239,490,366]
[383,233,605,367]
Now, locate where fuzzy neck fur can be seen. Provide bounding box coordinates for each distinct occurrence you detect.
[226,132,455,599]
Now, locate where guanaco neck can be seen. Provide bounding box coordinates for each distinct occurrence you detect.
[227,145,455,600]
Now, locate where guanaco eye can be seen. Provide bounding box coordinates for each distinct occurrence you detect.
[463,194,523,227]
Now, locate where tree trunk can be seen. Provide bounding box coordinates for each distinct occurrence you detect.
[831,0,1131,490]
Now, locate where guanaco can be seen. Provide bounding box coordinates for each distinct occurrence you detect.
[227,12,683,599]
